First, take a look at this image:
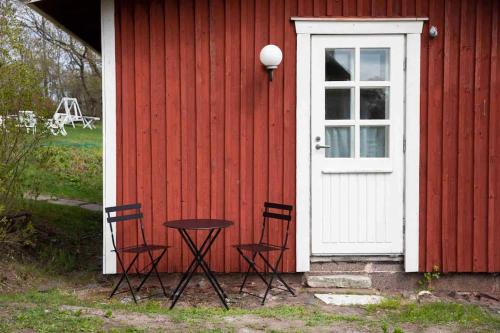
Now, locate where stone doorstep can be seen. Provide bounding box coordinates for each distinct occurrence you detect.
[305,274,372,289]
[310,261,405,274]
[305,287,379,295]
[314,293,385,306]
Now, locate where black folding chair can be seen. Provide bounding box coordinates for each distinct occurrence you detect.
[234,202,295,305]
[105,203,169,303]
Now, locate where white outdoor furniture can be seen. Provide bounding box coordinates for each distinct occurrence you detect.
[18,111,37,134]
[0,112,37,134]
[46,116,68,136]
[53,97,100,129]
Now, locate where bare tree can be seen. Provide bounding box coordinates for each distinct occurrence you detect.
[16,4,102,116]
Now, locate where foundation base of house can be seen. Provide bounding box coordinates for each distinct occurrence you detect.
[305,260,500,293]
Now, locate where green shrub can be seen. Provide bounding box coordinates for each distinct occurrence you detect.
[25,145,102,203]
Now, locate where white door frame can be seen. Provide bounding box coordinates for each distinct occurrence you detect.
[294,18,425,272]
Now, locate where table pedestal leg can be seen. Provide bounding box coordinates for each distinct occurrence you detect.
[170,228,229,309]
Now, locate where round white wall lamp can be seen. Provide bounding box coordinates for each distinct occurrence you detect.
[259,44,282,81]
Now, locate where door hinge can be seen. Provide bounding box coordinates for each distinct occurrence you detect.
[403,138,406,153]
[403,57,407,71]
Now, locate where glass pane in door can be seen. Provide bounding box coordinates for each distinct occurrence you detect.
[360,48,389,81]
[325,49,353,81]
[325,127,352,158]
[325,88,353,120]
[360,126,388,157]
[360,87,389,119]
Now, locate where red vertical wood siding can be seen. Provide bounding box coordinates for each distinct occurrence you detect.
[115,0,500,273]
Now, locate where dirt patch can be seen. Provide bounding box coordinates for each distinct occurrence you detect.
[58,305,369,332]
[60,305,176,331]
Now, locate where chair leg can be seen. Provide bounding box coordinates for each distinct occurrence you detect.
[111,253,139,303]
[136,249,166,293]
[258,252,295,297]
[136,248,168,297]
[110,253,137,298]
[153,249,169,297]
[261,274,275,305]
[238,250,258,294]
[237,249,271,288]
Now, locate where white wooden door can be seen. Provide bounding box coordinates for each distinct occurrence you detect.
[311,35,405,255]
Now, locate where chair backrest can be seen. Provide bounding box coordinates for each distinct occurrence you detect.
[105,203,146,251]
[258,202,293,249]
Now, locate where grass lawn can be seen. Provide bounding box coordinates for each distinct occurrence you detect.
[1,202,499,332]
[0,286,499,332]
[23,123,102,203]
[4,124,500,332]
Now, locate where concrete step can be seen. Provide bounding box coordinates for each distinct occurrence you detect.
[310,261,404,273]
[306,287,379,295]
[315,293,385,305]
[305,274,372,289]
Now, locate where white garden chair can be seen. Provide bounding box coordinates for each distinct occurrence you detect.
[18,111,37,134]
[46,115,67,136]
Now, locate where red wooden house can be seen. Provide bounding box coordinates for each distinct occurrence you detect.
[27,0,499,278]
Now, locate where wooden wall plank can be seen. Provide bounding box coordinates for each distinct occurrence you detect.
[179,0,197,269]
[387,0,402,16]
[314,0,327,16]
[357,0,372,16]
[425,0,445,272]
[268,0,286,270]
[401,0,415,16]
[298,0,313,16]
[343,0,357,15]
[372,0,387,16]
[326,0,343,16]
[209,0,226,272]
[457,0,476,272]
[149,0,167,271]
[164,0,182,272]
[416,0,429,271]
[195,0,212,267]
[441,0,460,273]
[120,0,138,271]
[283,0,298,272]
[488,0,499,272]
[239,0,255,271]
[253,0,270,271]
[224,0,241,272]
[472,0,492,272]
[134,0,152,271]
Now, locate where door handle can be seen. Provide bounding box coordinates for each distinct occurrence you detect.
[315,144,331,150]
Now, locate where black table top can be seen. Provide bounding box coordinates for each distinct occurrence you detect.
[163,219,233,230]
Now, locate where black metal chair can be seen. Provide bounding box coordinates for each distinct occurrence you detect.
[234,202,295,305]
[105,203,168,303]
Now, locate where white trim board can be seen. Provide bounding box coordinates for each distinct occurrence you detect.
[101,0,117,274]
[292,17,429,21]
[294,19,424,273]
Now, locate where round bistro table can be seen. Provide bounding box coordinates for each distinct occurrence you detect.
[163,219,233,309]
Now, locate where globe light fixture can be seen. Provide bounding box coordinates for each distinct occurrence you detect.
[259,44,282,81]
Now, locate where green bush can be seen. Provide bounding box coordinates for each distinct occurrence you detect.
[24,144,102,203]
[0,1,52,248]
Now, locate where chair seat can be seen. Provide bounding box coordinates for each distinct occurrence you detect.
[234,243,287,253]
[114,244,168,254]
